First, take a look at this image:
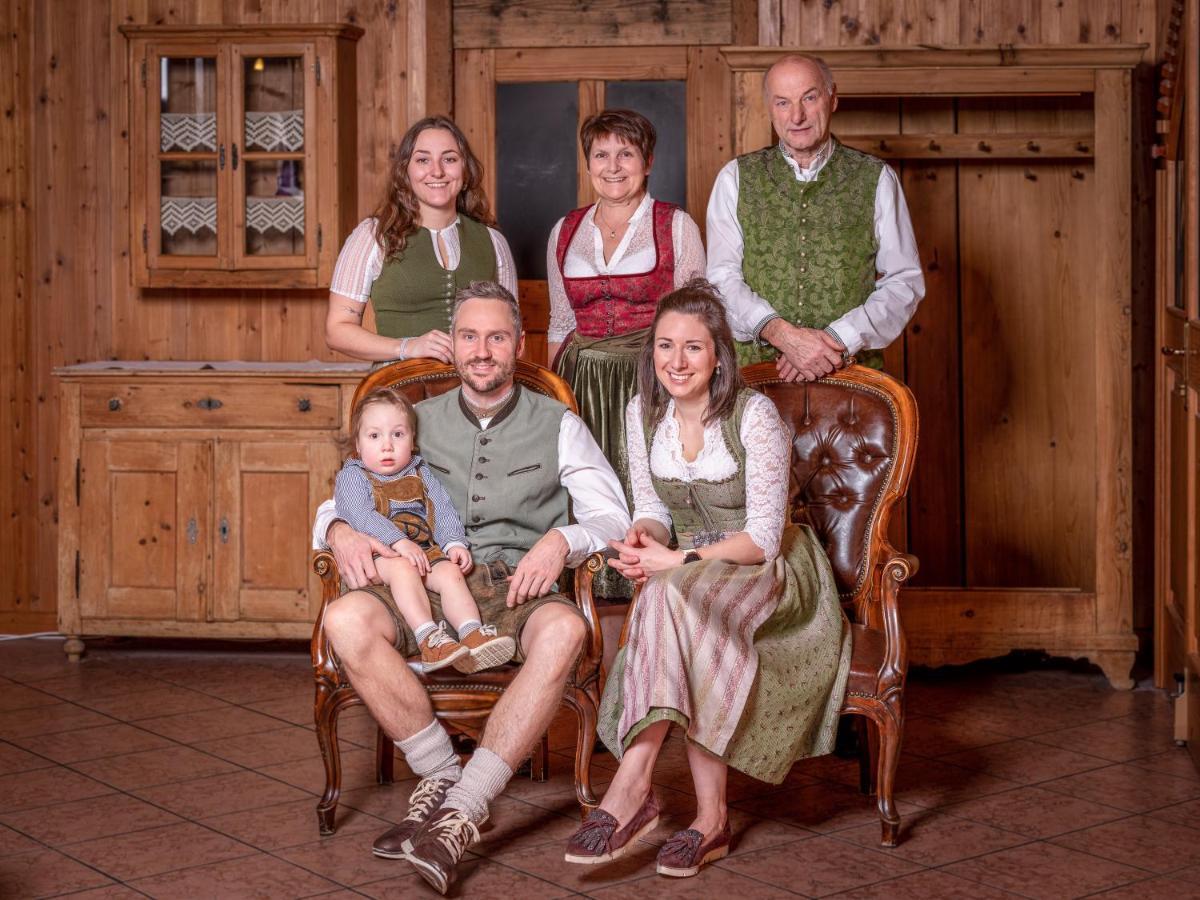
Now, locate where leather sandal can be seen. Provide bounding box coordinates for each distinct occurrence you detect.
[564,792,660,864]
[655,822,732,877]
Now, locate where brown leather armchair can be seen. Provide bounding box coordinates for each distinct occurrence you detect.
[311,359,606,835]
[616,363,918,848]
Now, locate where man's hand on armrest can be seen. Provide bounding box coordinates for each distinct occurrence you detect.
[327,520,398,590]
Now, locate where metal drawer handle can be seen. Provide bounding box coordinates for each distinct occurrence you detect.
[108,398,122,411]
[196,397,223,410]
[297,397,311,412]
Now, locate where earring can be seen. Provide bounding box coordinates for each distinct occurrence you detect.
[715,364,722,375]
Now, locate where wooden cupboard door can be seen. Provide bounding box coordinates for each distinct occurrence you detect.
[78,439,211,621]
[212,439,339,624]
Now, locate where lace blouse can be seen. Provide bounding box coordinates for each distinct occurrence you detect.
[625,392,792,559]
[546,194,706,343]
[330,217,518,302]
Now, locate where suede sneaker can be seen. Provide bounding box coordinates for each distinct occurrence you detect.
[453,624,516,673]
[418,622,470,673]
[405,806,482,895]
[371,776,455,859]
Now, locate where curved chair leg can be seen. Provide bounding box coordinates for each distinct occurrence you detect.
[530,732,550,782]
[875,709,903,847]
[315,686,350,836]
[569,687,600,813]
[855,717,877,796]
[376,725,395,785]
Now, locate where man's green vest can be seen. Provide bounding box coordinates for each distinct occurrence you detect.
[415,386,568,568]
[736,140,883,368]
[370,216,497,339]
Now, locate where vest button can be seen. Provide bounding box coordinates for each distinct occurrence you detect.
[800,267,806,273]
[472,515,481,523]
[479,437,489,445]
[474,473,485,480]
[800,235,807,241]
[472,495,483,502]
[478,457,489,463]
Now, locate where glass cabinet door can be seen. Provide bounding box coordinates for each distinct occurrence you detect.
[232,46,316,267]
[151,51,224,266]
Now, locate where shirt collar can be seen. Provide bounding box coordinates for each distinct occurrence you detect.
[424,215,461,236]
[348,454,423,479]
[587,192,653,225]
[778,137,835,181]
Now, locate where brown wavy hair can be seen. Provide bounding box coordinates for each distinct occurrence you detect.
[372,116,495,259]
[637,278,745,433]
[579,108,657,164]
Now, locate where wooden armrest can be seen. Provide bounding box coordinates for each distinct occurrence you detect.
[570,552,609,673]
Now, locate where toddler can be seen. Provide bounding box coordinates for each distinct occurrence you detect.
[335,387,515,673]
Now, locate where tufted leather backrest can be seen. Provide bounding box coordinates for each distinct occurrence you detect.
[744,364,917,605]
[352,359,577,413]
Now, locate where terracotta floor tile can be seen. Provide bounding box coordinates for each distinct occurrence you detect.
[257,744,389,794]
[639,806,815,858]
[11,722,172,763]
[901,715,1014,759]
[834,809,1027,866]
[718,833,923,896]
[1030,716,1181,763]
[1131,750,1200,782]
[201,797,389,851]
[128,850,341,898]
[1149,799,1200,831]
[26,669,165,702]
[72,744,241,790]
[731,779,914,834]
[133,769,314,819]
[173,671,310,705]
[191,724,323,768]
[853,756,1019,809]
[471,796,584,857]
[75,685,231,721]
[0,848,116,896]
[827,868,1026,899]
[136,705,293,743]
[0,824,42,859]
[61,822,256,881]
[1040,763,1200,813]
[1091,875,1200,899]
[488,838,660,893]
[940,739,1111,785]
[0,683,58,712]
[940,786,1127,839]
[0,740,55,775]
[0,701,117,739]
[361,856,577,898]
[0,792,183,846]
[54,886,149,899]
[942,841,1147,899]
[276,828,422,886]
[336,782,418,825]
[245,693,317,726]
[588,865,798,898]
[1050,814,1200,873]
[0,765,114,812]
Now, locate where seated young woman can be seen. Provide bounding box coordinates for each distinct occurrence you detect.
[564,279,852,878]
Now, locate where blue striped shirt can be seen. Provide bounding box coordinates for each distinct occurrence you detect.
[333,455,467,551]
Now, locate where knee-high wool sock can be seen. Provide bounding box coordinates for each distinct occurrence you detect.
[396,720,462,783]
[442,746,513,823]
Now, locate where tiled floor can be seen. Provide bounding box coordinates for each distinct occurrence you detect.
[1,637,1197,899]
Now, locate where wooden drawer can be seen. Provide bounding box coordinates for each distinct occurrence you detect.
[81,382,341,429]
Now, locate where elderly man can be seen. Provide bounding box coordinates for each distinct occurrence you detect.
[312,281,629,894]
[707,53,924,381]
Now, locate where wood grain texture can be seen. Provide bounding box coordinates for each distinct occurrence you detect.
[686,46,732,237]
[452,0,732,48]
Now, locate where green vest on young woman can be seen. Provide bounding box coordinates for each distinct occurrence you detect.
[369,216,497,339]
[735,140,884,368]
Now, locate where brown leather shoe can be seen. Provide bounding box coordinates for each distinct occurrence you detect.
[371,776,455,859]
[418,623,470,673]
[405,806,481,895]
[564,792,660,864]
[453,624,516,673]
[655,823,732,877]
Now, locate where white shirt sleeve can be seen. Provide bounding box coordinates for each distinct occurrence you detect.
[825,164,925,356]
[546,218,577,344]
[740,393,792,560]
[488,227,520,299]
[625,396,673,532]
[553,411,631,566]
[329,218,384,302]
[313,498,339,550]
[672,209,707,286]
[705,160,780,342]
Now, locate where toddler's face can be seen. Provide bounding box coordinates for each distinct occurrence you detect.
[356,403,415,475]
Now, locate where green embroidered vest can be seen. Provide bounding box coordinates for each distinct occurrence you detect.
[415,386,568,568]
[644,390,753,549]
[736,140,883,368]
[369,216,497,339]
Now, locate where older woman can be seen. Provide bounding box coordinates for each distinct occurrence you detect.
[548,109,705,509]
[326,116,516,364]
[564,280,851,878]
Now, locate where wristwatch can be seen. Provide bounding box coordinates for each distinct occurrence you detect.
[681,548,702,565]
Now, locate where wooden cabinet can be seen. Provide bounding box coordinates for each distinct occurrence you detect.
[120,25,362,289]
[56,362,367,660]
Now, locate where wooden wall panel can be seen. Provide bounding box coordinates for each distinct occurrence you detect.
[452,0,732,49]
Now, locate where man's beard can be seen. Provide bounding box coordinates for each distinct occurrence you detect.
[456,355,516,396]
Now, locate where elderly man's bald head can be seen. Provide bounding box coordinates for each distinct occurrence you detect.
[763,54,838,165]
[764,54,834,101]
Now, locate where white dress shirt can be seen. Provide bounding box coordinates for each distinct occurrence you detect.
[313,409,630,567]
[705,139,924,356]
